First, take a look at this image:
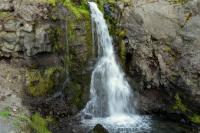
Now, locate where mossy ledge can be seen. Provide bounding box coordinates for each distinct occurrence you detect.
[26,67,63,97]
[171,93,200,125]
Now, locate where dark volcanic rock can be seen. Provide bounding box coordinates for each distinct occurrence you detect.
[115,0,200,124]
[89,124,109,133]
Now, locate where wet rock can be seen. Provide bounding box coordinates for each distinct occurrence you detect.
[89,124,109,133]
[180,119,186,124]
[84,114,93,119]
[4,20,16,32]
[0,32,17,43]
[116,0,200,123]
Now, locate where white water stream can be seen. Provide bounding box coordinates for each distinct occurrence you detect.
[81,2,150,132]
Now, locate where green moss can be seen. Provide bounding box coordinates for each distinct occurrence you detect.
[0,111,10,118]
[30,113,53,133]
[68,21,76,40]
[118,40,126,65]
[0,12,13,20]
[48,0,57,6]
[26,67,62,97]
[67,82,84,108]
[49,27,64,53]
[163,45,172,53]
[189,114,200,125]
[0,12,9,17]
[85,20,93,59]
[172,93,188,113]
[63,0,89,19]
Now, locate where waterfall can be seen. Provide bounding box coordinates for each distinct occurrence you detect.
[81,2,149,131]
[83,1,134,118]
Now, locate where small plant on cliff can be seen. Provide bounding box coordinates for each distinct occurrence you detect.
[172,93,188,113]
[189,114,200,125]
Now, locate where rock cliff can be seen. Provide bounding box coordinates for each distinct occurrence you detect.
[0,0,200,132]
[0,0,93,132]
[115,0,200,124]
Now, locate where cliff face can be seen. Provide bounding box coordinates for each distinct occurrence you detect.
[115,0,200,124]
[0,0,93,132]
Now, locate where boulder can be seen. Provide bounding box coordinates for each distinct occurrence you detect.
[89,124,109,133]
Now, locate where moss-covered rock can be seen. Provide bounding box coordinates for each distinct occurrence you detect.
[26,67,63,97]
[172,93,189,113]
[63,0,90,19]
[63,2,94,113]
[30,113,53,133]
[189,114,200,125]
[169,93,200,125]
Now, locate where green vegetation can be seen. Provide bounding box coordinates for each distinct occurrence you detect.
[0,12,10,17]
[0,111,10,118]
[0,11,13,21]
[48,0,57,6]
[170,93,200,125]
[63,0,90,19]
[50,27,64,53]
[30,113,53,133]
[172,93,188,113]
[71,83,82,107]
[42,0,130,19]
[68,21,76,40]
[0,108,52,132]
[189,114,200,125]
[116,30,127,66]
[26,67,62,96]
[14,112,52,133]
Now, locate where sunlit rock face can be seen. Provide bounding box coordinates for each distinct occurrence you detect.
[116,0,200,118]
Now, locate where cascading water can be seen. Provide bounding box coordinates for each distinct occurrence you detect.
[84,1,134,117]
[81,2,150,132]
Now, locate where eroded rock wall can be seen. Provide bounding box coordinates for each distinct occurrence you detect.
[115,0,200,124]
[0,0,94,132]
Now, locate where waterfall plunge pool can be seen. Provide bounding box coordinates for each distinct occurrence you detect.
[77,115,198,133]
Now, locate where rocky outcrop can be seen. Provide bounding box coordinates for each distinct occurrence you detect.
[0,0,69,132]
[0,0,93,132]
[0,0,68,92]
[115,0,200,124]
